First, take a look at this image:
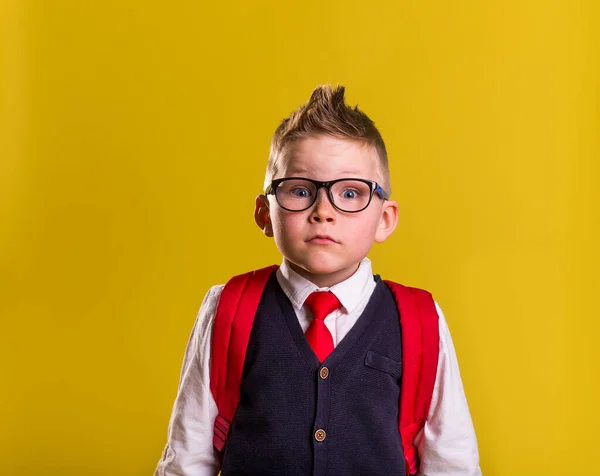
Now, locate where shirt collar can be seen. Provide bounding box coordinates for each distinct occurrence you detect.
[276,257,375,313]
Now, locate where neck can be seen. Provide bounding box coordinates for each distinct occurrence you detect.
[286,260,361,288]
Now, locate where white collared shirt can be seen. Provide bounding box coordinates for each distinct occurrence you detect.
[155,258,482,476]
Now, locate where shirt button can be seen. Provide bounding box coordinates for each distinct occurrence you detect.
[314,429,326,442]
[319,367,329,379]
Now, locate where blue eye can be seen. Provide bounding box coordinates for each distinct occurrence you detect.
[291,187,311,198]
[342,189,358,199]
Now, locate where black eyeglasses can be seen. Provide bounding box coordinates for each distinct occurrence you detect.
[265,177,389,213]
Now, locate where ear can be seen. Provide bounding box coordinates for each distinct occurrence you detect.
[254,194,273,237]
[374,199,399,243]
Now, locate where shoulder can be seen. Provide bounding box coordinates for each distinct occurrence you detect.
[190,284,225,342]
[382,281,450,332]
[382,280,437,309]
[203,284,225,305]
[197,284,225,320]
[433,301,452,337]
[197,265,279,319]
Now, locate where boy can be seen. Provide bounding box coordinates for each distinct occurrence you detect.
[155,85,481,475]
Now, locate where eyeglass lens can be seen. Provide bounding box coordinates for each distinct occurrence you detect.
[275,179,372,212]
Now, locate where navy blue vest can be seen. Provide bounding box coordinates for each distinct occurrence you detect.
[221,272,405,476]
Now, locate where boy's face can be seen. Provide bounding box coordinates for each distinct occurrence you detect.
[255,135,399,288]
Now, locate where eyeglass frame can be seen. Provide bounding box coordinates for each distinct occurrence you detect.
[265,177,390,213]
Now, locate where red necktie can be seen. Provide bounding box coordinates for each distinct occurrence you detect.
[304,291,342,363]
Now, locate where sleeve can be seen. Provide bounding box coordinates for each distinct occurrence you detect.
[414,302,482,476]
[154,285,224,476]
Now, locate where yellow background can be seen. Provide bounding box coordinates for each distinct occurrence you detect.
[2,0,598,475]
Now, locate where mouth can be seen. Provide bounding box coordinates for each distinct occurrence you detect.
[307,235,339,244]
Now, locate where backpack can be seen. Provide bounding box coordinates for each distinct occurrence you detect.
[209,265,439,475]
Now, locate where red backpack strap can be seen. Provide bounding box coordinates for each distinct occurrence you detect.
[209,265,279,456]
[384,281,440,475]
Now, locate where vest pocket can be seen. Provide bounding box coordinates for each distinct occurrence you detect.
[364,350,402,379]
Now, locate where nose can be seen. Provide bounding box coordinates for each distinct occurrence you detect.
[309,188,336,223]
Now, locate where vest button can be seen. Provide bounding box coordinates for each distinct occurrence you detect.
[319,366,329,379]
[314,429,326,442]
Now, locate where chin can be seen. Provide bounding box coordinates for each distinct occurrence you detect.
[296,256,349,276]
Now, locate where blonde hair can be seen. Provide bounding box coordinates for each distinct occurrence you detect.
[264,85,391,194]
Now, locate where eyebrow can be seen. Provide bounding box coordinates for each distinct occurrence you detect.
[285,168,309,175]
[284,169,366,177]
[337,170,365,176]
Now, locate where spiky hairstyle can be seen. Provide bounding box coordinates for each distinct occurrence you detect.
[264,85,390,193]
